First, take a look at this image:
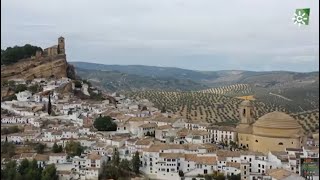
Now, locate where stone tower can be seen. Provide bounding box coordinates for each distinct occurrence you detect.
[239,100,254,124]
[58,36,65,54]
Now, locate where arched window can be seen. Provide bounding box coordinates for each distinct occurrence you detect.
[278,142,283,145]
[243,109,246,116]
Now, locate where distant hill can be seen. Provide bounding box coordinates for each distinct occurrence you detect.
[72,62,319,113]
[75,68,208,92]
[71,61,219,82]
[71,61,318,87]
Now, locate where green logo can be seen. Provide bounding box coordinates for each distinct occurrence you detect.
[292,8,310,26]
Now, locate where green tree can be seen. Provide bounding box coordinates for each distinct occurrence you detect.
[161,106,166,113]
[8,126,20,134]
[227,174,241,180]
[131,151,140,174]
[215,173,226,180]
[35,143,46,154]
[1,44,42,65]
[74,80,82,88]
[41,164,58,180]
[119,159,131,171]
[15,84,28,93]
[112,148,120,167]
[65,141,84,157]
[99,161,109,179]
[179,170,184,177]
[1,141,16,158]
[28,84,42,94]
[47,94,52,115]
[204,174,213,180]
[93,116,117,131]
[58,145,63,153]
[2,160,17,180]
[52,142,60,153]
[18,159,30,175]
[1,126,21,135]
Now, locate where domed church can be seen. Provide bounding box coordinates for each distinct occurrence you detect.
[236,100,305,154]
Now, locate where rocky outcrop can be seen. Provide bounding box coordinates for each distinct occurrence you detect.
[1,54,72,81]
[66,64,76,80]
[56,81,73,94]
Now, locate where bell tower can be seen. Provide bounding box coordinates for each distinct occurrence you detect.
[58,36,65,54]
[239,100,254,124]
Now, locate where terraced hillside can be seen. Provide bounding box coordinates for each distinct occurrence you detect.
[198,83,319,113]
[126,91,318,133]
[291,110,319,133]
[198,84,253,96]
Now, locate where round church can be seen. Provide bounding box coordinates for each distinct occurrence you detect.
[236,100,305,154]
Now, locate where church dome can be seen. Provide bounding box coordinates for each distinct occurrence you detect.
[253,111,301,129]
[252,111,303,138]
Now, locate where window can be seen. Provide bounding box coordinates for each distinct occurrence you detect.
[204,169,208,174]
[262,165,264,168]
[278,142,283,145]
[258,169,260,173]
[270,166,272,169]
[255,140,258,142]
[258,164,260,168]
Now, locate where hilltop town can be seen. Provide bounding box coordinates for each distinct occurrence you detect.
[1,38,319,180]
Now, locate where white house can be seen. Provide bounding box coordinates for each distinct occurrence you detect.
[16,90,33,102]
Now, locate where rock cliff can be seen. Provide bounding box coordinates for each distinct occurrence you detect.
[1,54,75,81]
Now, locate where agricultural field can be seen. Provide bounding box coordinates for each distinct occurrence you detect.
[126,91,319,133]
[197,83,319,113]
[198,84,253,96]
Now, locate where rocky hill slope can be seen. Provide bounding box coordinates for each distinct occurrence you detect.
[1,54,75,81]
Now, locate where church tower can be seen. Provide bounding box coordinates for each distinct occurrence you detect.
[239,100,254,124]
[58,36,65,54]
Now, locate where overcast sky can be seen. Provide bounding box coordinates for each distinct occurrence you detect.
[1,0,319,72]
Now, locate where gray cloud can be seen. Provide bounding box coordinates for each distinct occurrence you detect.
[1,0,319,72]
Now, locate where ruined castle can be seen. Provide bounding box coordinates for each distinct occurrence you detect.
[35,36,65,58]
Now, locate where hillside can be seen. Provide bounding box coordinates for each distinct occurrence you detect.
[72,62,319,112]
[75,68,208,92]
[125,91,319,133]
[71,62,319,87]
[1,54,75,81]
[71,62,219,81]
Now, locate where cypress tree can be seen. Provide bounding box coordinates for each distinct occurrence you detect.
[47,94,52,115]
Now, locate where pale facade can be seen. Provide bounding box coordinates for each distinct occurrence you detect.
[236,100,305,154]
